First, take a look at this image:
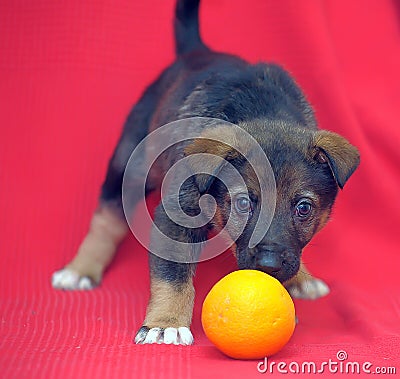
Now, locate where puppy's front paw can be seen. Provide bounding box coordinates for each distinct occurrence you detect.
[134,326,194,345]
[52,268,97,290]
[286,277,330,300]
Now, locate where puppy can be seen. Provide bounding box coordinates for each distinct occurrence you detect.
[52,0,360,345]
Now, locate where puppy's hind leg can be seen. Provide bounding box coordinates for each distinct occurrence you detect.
[52,78,162,290]
[51,128,137,291]
[52,205,128,290]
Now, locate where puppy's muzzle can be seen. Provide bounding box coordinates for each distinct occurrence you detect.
[253,242,300,283]
[256,247,284,275]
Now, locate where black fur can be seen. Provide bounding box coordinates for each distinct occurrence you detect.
[100,0,359,287]
[175,0,205,55]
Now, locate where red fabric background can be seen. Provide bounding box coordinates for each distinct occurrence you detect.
[1,0,399,378]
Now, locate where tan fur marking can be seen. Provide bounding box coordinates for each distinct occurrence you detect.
[212,205,225,230]
[66,206,128,283]
[313,130,360,188]
[284,260,311,288]
[209,196,238,252]
[185,126,240,158]
[229,241,237,258]
[316,208,331,233]
[144,279,195,329]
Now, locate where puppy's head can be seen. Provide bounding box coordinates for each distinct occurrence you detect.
[185,122,360,282]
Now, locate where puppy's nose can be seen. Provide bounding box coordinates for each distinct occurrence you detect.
[256,250,282,275]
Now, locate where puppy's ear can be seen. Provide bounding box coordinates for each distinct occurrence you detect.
[312,130,360,189]
[185,127,241,193]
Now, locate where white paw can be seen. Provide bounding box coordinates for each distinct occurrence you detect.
[134,326,194,345]
[286,277,330,300]
[52,268,96,290]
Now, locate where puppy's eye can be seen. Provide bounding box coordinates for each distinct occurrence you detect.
[295,200,313,218]
[235,196,252,214]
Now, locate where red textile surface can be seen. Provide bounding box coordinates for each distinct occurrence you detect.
[1,0,399,378]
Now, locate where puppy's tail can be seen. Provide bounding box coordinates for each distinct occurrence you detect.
[175,0,207,55]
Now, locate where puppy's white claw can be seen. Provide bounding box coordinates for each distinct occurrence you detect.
[77,276,95,290]
[287,278,330,300]
[163,327,179,345]
[52,268,79,289]
[178,327,194,345]
[52,268,95,290]
[143,328,163,344]
[134,326,149,344]
[134,326,194,345]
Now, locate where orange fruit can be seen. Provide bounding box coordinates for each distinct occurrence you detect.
[201,269,295,359]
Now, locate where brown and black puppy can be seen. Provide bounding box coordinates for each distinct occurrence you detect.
[52,0,359,345]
